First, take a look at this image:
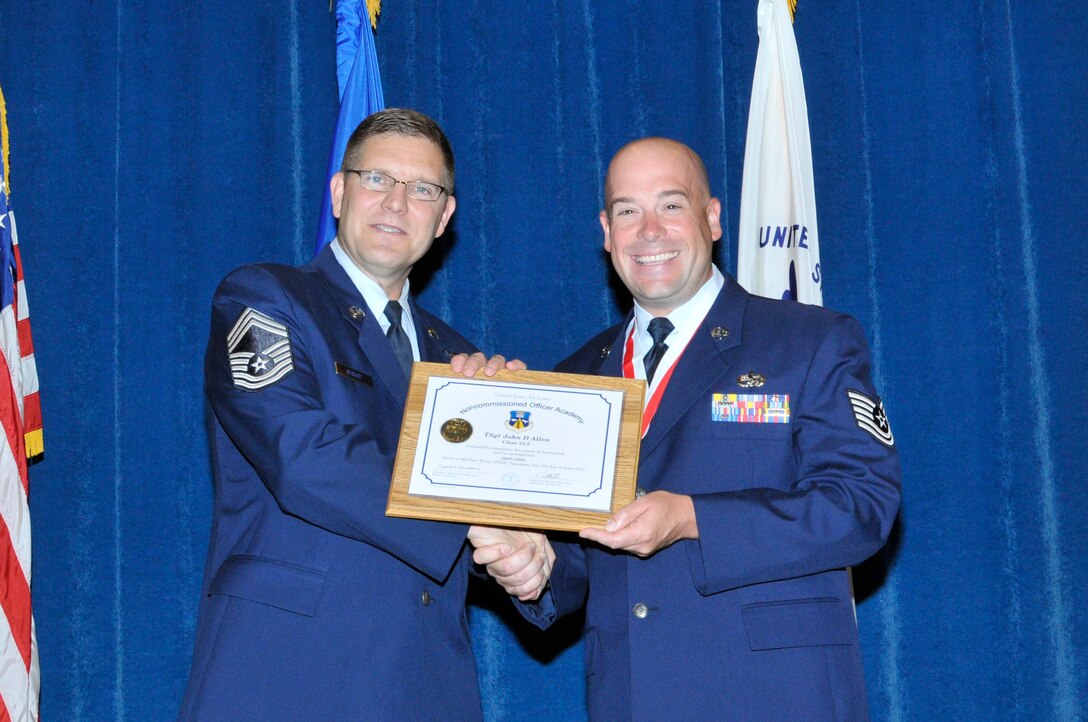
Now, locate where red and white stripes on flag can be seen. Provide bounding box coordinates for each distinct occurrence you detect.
[0,85,42,722]
[737,0,823,307]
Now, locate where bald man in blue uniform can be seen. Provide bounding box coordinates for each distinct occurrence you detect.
[180,109,552,721]
[515,138,901,720]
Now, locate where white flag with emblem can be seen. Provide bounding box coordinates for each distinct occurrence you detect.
[737,0,822,306]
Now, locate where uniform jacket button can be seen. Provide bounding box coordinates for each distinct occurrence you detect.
[632,603,648,619]
[421,590,432,606]
[634,487,646,499]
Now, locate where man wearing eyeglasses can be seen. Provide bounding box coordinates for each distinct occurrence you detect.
[180,109,552,721]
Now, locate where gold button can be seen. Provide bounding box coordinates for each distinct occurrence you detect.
[632,603,648,619]
[711,326,729,339]
[349,305,365,320]
[421,591,431,606]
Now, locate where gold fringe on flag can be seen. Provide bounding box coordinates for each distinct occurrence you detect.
[788,0,797,23]
[329,0,380,30]
[1,85,10,194]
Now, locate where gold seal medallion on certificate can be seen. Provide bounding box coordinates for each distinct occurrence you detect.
[440,417,473,443]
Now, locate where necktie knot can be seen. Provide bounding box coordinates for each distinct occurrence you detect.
[647,317,674,346]
[384,301,414,380]
[384,300,403,326]
[643,317,674,383]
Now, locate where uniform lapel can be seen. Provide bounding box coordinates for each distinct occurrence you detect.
[410,298,457,364]
[598,314,631,378]
[638,279,748,461]
[311,246,409,403]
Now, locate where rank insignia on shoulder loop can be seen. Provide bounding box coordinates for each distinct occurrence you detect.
[427,328,439,340]
[227,307,295,391]
[846,389,894,446]
[737,371,765,388]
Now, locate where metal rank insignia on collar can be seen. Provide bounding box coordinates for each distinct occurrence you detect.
[427,328,439,340]
[711,326,730,339]
[228,307,295,391]
[736,371,765,388]
[348,305,365,320]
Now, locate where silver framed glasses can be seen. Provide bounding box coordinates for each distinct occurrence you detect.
[345,170,448,202]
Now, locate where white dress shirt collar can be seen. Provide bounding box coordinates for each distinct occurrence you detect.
[629,265,724,396]
[330,239,420,361]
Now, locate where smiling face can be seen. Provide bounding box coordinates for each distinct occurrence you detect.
[330,133,456,299]
[600,139,722,316]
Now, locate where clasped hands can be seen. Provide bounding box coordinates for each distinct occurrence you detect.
[453,353,555,602]
[466,490,696,602]
[450,354,698,599]
[466,527,555,601]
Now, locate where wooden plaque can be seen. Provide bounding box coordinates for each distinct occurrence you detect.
[386,363,644,532]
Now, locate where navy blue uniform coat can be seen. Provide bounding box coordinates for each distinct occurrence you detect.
[180,247,483,720]
[533,275,901,721]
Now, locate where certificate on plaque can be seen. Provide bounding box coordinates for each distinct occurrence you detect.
[387,363,644,532]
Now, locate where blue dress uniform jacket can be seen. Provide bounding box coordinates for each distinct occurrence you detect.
[180,246,483,721]
[535,274,901,721]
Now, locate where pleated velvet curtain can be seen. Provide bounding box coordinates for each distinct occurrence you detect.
[0,1,1083,719]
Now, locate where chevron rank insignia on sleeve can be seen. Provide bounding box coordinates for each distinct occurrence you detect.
[227,307,295,390]
[846,389,894,446]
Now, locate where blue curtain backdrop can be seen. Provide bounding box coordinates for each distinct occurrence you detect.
[1,1,1085,719]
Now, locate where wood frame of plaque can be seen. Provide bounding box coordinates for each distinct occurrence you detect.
[386,362,644,532]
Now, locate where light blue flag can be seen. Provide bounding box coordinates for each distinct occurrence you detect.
[314,0,385,255]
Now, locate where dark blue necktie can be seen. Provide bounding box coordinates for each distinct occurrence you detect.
[384,301,414,380]
[643,317,674,383]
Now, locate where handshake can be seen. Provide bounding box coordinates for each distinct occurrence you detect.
[466,527,555,602]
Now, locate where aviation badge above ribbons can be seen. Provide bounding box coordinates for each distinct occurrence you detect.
[227,307,295,390]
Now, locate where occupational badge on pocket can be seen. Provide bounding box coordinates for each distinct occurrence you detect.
[227,307,295,390]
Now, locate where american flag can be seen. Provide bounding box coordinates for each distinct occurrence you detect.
[0,85,43,722]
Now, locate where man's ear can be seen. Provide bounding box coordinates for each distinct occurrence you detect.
[331,172,346,219]
[600,210,612,253]
[706,197,722,242]
[434,195,457,238]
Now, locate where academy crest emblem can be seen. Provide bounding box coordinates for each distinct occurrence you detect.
[227,307,295,390]
[507,410,533,431]
[846,389,894,446]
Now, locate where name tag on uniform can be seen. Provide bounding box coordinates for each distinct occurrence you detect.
[335,362,373,387]
[711,393,790,423]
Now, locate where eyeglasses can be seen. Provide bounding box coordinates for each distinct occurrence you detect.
[345,170,448,202]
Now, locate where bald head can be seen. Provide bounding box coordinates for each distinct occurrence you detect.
[604,138,712,219]
[598,137,722,315]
